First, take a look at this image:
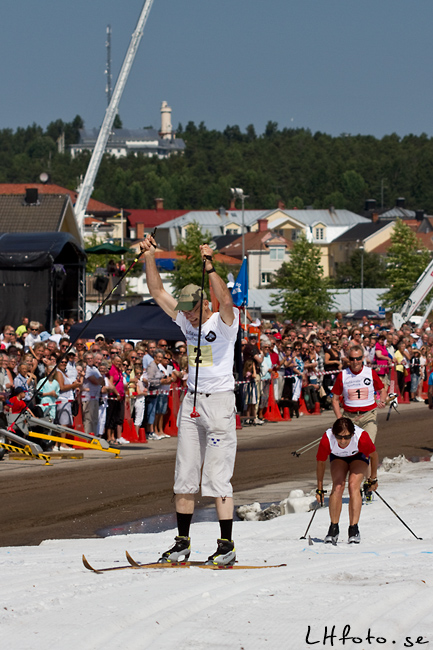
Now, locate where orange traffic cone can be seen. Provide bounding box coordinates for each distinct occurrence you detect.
[391,367,405,405]
[163,388,179,436]
[311,400,321,415]
[282,406,291,421]
[123,418,138,442]
[298,395,310,415]
[263,382,283,421]
[138,427,147,443]
[73,401,84,431]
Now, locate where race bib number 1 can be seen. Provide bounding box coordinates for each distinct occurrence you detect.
[347,387,369,400]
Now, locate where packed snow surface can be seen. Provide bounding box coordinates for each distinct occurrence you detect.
[1,457,432,649]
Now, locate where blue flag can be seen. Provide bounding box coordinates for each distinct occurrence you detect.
[231,257,248,307]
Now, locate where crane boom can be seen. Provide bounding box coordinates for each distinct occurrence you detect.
[74,0,155,234]
[392,258,433,329]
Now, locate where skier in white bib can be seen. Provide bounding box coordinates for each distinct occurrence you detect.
[140,234,239,566]
[316,417,378,544]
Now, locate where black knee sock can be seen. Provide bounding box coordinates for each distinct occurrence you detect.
[219,519,233,541]
[176,512,193,538]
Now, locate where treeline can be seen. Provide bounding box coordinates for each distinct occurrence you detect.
[2,117,433,213]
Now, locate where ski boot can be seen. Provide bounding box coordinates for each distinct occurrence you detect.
[158,535,191,563]
[324,523,339,544]
[206,539,236,566]
[348,524,361,544]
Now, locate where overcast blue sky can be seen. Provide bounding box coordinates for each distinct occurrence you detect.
[2,0,433,138]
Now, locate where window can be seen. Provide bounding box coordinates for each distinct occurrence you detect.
[261,272,272,285]
[315,227,324,240]
[269,247,285,261]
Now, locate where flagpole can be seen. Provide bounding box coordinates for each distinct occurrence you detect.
[231,256,248,334]
[244,255,248,332]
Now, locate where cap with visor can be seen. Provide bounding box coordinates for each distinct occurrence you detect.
[175,284,207,311]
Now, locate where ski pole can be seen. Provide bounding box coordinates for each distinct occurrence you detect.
[292,437,322,457]
[190,257,207,419]
[375,490,422,540]
[300,503,321,539]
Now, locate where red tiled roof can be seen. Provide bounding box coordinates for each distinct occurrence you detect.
[125,208,189,228]
[220,230,292,258]
[0,184,118,214]
[371,231,433,254]
[128,243,240,266]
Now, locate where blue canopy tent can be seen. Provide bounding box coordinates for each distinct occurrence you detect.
[69,299,185,342]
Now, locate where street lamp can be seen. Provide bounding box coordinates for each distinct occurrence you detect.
[230,187,249,259]
[358,241,365,309]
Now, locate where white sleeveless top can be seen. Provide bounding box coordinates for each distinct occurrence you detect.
[58,370,74,402]
[342,366,375,409]
[325,424,364,458]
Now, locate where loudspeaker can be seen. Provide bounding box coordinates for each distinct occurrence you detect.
[93,274,109,294]
[53,269,67,294]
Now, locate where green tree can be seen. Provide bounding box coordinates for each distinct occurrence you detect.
[342,170,366,211]
[167,222,231,296]
[113,114,123,129]
[270,233,334,321]
[333,249,387,288]
[382,219,431,311]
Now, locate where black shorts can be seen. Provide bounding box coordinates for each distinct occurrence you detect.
[330,452,369,465]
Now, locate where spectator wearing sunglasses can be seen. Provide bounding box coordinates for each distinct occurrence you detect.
[24,321,41,350]
[331,344,387,446]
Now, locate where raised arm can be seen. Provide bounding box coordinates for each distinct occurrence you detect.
[200,244,235,326]
[140,234,178,319]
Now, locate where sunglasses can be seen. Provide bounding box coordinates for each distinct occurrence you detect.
[334,433,354,440]
[349,356,363,361]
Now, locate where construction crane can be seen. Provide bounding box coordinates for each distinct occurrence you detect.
[74,0,155,235]
[392,259,433,329]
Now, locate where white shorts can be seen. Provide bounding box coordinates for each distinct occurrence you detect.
[174,391,237,498]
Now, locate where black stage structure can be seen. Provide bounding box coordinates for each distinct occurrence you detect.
[69,299,185,342]
[0,232,86,330]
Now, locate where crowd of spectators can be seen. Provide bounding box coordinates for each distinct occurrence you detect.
[240,313,433,424]
[0,317,188,447]
[0,311,432,449]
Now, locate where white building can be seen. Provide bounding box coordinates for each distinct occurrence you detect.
[69,102,185,160]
